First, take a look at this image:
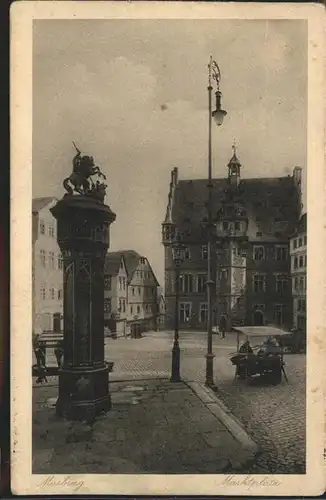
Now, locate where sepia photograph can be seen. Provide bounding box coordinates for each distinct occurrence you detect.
[11,2,324,496]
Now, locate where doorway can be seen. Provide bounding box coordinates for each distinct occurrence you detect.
[253,310,264,326]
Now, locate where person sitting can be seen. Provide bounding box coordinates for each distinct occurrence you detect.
[239,340,253,354]
[258,336,281,356]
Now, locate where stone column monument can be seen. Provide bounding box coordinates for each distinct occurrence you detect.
[51,145,116,420]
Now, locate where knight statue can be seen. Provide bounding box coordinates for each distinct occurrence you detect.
[63,142,107,202]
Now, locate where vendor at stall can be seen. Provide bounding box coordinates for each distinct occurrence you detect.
[239,340,253,354]
[258,336,281,356]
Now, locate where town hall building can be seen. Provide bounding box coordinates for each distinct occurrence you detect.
[162,147,302,332]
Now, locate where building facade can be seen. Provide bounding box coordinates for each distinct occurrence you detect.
[290,213,307,332]
[104,250,160,336]
[104,253,128,336]
[162,149,302,332]
[32,197,64,333]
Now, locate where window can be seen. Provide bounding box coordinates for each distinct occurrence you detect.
[132,287,135,295]
[180,274,194,293]
[137,305,140,314]
[294,277,299,292]
[276,275,287,294]
[122,277,126,290]
[58,254,63,270]
[120,260,123,269]
[118,277,122,290]
[219,268,228,280]
[130,305,133,314]
[40,249,46,267]
[185,247,191,260]
[104,276,111,291]
[179,302,192,322]
[298,238,302,247]
[304,235,307,246]
[138,287,141,294]
[40,219,45,235]
[48,225,55,238]
[199,303,208,323]
[104,298,111,313]
[299,277,305,292]
[253,274,266,293]
[294,256,298,269]
[50,288,55,300]
[293,239,297,249]
[274,304,283,325]
[223,221,229,231]
[304,255,307,267]
[197,274,207,293]
[235,221,240,231]
[40,285,46,300]
[299,256,304,268]
[58,289,63,300]
[298,299,306,312]
[275,245,288,261]
[253,304,265,311]
[253,245,265,261]
[201,245,208,260]
[49,251,55,269]
[256,232,262,237]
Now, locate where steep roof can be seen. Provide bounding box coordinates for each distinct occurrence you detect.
[171,175,300,241]
[104,252,125,276]
[105,250,141,281]
[298,213,307,233]
[106,250,160,286]
[32,197,57,213]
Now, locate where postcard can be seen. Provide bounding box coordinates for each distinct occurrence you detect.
[10,1,325,496]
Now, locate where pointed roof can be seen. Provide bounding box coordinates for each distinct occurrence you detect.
[170,173,300,241]
[104,252,126,276]
[105,249,159,286]
[228,142,241,168]
[32,197,57,213]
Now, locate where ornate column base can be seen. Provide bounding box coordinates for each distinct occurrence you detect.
[56,364,111,421]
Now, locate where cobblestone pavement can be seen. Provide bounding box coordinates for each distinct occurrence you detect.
[33,379,252,474]
[37,330,306,474]
[105,331,306,474]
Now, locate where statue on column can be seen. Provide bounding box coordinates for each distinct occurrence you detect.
[63,142,107,202]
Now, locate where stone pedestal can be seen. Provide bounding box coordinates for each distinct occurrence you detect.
[51,194,116,421]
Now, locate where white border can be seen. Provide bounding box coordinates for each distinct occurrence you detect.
[10,2,325,496]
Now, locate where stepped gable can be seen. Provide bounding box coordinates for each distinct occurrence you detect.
[171,174,299,241]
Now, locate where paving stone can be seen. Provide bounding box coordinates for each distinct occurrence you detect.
[33,335,305,474]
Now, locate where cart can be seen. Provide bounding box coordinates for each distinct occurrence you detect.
[230,326,289,385]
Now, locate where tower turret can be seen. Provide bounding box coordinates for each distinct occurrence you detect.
[227,142,242,190]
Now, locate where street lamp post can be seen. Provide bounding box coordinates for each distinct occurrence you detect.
[171,228,185,382]
[205,56,227,391]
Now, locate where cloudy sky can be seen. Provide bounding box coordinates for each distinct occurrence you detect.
[33,19,307,285]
